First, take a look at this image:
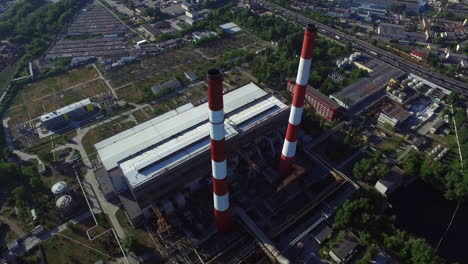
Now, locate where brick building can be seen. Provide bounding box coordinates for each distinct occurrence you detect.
[286,80,340,121]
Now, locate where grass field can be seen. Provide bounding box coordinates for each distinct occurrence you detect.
[115,209,157,251]
[43,235,112,264]
[197,33,259,58]
[132,106,154,123]
[24,67,98,98]
[8,68,109,133]
[0,63,18,93]
[105,48,205,88]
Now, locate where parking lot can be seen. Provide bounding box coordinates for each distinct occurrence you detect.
[48,37,133,60]
[67,2,129,36]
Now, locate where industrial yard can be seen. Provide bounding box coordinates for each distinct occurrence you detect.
[1,0,467,263]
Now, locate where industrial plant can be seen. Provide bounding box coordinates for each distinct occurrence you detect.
[90,24,358,263]
[40,98,101,131]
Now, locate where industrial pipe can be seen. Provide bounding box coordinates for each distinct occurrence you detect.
[280,24,318,178]
[207,69,231,233]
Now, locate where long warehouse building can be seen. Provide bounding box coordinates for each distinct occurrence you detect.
[93,83,288,225]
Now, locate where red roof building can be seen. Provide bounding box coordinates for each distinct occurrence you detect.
[410,51,425,61]
[286,80,340,121]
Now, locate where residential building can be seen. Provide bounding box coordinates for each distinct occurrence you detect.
[181,2,192,11]
[185,18,195,25]
[313,225,332,245]
[185,10,198,18]
[151,78,181,95]
[375,166,404,196]
[430,119,446,134]
[141,22,171,38]
[184,71,198,82]
[329,231,359,263]
[157,38,183,49]
[219,22,242,34]
[410,51,425,61]
[192,31,216,41]
[287,80,340,121]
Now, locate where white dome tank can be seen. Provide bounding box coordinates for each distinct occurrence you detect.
[56,195,72,209]
[51,181,68,196]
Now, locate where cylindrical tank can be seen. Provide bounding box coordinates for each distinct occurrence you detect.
[51,181,68,197]
[56,195,73,216]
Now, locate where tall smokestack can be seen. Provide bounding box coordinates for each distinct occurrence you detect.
[280,24,318,178]
[207,69,231,233]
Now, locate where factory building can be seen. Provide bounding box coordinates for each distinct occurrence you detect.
[40,99,100,130]
[378,23,428,43]
[286,80,340,121]
[377,104,411,128]
[330,63,404,111]
[352,0,424,13]
[93,83,288,225]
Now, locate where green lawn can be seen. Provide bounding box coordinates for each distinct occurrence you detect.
[43,235,112,264]
[0,63,17,92]
[115,209,157,251]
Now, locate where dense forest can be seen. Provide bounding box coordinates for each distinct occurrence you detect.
[0,0,87,183]
[326,189,446,264]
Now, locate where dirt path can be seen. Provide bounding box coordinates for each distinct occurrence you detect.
[0,215,27,238]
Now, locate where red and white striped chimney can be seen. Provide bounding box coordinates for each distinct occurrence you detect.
[207,69,230,233]
[280,24,318,178]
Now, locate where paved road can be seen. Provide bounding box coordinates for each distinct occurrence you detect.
[253,0,468,95]
[102,0,135,16]
[66,105,153,240]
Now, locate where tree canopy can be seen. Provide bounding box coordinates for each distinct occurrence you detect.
[334,189,445,263]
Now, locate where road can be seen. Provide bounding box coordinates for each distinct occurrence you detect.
[252,0,468,95]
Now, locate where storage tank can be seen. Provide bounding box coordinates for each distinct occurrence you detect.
[51,181,68,197]
[56,195,73,216]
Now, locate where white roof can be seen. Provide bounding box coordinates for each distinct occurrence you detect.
[51,181,68,194]
[219,22,242,33]
[95,83,287,189]
[40,98,91,122]
[219,22,239,29]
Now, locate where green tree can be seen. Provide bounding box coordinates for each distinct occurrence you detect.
[353,158,372,180]
[375,163,390,179]
[122,236,138,253]
[444,170,468,200]
[37,149,53,164]
[403,152,422,177]
[0,162,20,185]
[11,186,26,202]
[457,126,468,144]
